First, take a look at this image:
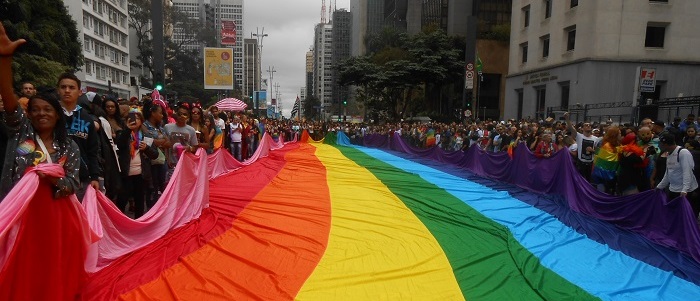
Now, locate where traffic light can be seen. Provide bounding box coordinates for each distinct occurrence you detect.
[154,72,163,91]
[343,100,347,106]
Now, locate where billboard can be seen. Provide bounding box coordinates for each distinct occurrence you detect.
[254,91,267,109]
[221,20,237,46]
[204,48,234,90]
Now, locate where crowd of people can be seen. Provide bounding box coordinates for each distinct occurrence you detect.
[0,25,300,218]
[330,113,699,220]
[1,23,697,222]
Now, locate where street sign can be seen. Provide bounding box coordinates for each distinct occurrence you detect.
[640,67,656,93]
[465,71,475,89]
[466,63,474,71]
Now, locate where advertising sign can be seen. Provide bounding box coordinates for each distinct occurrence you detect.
[640,68,656,93]
[254,91,267,109]
[221,20,237,46]
[204,48,234,90]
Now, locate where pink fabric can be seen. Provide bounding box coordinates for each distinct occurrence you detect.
[0,164,88,271]
[207,149,245,179]
[1,132,300,276]
[208,133,294,179]
[83,148,210,273]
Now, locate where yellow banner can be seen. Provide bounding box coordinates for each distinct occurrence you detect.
[204,48,234,90]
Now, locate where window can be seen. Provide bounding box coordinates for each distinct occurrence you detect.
[541,35,550,58]
[522,6,530,28]
[566,26,576,51]
[521,42,528,63]
[516,89,524,120]
[571,0,578,8]
[560,82,570,108]
[535,86,547,120]
[85,61,92,75]
[645,24,666,48]
[544,0,552,19]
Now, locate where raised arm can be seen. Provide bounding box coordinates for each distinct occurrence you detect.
[564,112,577,136]
[0,23,26,113]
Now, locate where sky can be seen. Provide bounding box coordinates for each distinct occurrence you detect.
[244,0,350,117]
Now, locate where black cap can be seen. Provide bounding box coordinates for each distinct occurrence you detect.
[658,132,676,145]
[653,120,666,127]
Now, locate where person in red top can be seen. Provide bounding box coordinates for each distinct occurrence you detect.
[534,130,558,158]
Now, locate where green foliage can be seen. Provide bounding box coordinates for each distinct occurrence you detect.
[337,29,464,121]
[129,0,222,102]
[479,23,511,42]
[0,0,83,85]
[129,0,210,77]
[12,54,71,87]
[303,94,321,120]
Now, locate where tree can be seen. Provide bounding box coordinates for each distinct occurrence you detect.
[338,29,463,121]
[303,94,321,120]
[128,0,211,85]
[0,0,83,86]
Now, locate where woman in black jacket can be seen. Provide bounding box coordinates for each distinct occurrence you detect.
[116,109,159,218]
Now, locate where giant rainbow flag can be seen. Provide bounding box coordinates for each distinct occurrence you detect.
[1,131,699,300]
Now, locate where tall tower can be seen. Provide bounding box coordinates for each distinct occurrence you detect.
[321,0,327,23]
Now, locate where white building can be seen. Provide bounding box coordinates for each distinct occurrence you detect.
[172,0,244,89]
[64,0,131,97]
[505,0,700,122]
[313,23,334,118]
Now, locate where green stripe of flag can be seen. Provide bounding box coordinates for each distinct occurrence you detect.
[336,146,598,301]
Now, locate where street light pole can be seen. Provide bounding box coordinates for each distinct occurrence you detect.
[252,28,268,113]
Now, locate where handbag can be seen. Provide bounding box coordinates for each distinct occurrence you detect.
[152,148,166,165]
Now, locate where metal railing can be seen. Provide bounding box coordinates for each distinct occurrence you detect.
[546,97,700,126]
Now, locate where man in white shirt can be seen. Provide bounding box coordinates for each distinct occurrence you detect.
[565,112,601,182]
[210,106,226,131]
[230,116,242,161]
[656,132,700,218]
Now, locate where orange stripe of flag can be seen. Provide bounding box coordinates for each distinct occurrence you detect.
[120,144,332,300]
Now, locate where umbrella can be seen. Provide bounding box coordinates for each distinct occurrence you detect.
[214,98,247,111]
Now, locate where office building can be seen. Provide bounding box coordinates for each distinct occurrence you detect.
[505,0,700,122]
[332,9,352,116]
[171,0,244,89]
[243,38,259,101]
[64,0,131,97]
[313,23,334,118]
[351,0,385,56]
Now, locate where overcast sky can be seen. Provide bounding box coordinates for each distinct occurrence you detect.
[244,0,350,117]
